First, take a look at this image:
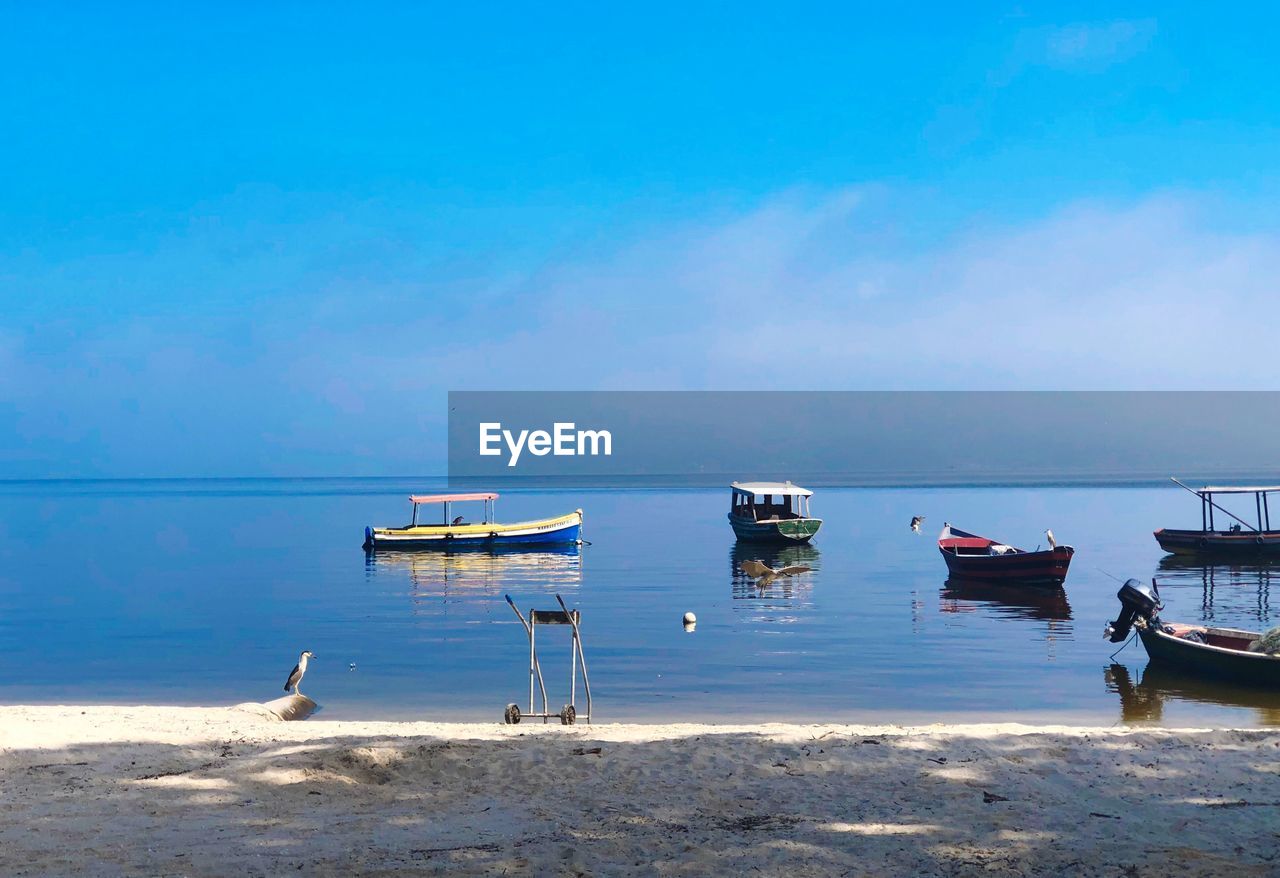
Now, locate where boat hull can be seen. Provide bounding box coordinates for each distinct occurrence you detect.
[1154,528,1280,557]
[939,546,1074,587]
[1138,624,1280,687]
[365,511,582,551]
[728,514,822,543]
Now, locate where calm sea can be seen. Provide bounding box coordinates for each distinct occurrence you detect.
[0,478,1276,726]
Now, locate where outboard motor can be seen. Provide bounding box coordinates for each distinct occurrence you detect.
[1104,578,1162,642]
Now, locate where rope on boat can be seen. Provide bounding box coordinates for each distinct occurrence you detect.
[1109,630,1137,662]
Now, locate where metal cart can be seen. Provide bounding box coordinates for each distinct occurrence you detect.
[503,594,592,725]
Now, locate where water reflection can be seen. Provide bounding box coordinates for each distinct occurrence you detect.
[939,577,1073,623]
[366,546,583,600]
[1106,662,1280,726]
[1155,556,1275,624]
[729,542,820,600]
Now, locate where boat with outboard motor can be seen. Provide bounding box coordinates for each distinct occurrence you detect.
[1105,577,1280,686]
[937,523,1073,586]
[364,493,582,550]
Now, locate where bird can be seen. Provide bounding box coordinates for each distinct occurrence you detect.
[1045,528,1057,549]
[910,516,925,533]
[452,515,465,526]
[740,559,811,586]
[284,650,315,696]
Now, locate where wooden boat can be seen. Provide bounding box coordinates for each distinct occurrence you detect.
[727,482,822,543]
[1106,578,1280,687]
[937,523,1073,586]
[364,493,582,550]
[1154,478,1280,557]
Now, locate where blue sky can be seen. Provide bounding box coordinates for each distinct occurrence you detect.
[2,5,1279,477]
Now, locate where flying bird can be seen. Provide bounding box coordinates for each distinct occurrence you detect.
[284,650,315,696]
[910,516,925,533]
[740,559,811,586]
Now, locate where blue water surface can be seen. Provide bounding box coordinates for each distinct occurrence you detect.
[0,479,1276,726]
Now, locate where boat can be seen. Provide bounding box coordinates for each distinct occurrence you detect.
[363,493,582,550]
[937,523,1074,586]
[727,481,822,543]
[1105,577,1280,687]
[1154,478,1280,557]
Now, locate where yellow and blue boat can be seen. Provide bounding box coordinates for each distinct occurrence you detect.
[363,492,583,551]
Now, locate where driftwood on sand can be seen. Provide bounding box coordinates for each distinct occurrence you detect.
[234,693,317,721]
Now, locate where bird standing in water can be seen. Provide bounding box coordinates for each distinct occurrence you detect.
[910,516,925,533]
[284,650,315,696]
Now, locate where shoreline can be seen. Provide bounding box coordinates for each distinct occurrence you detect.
[3,695,1276,730]
[3,706,1278,875]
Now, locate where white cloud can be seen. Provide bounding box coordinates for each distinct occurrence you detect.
[4,187,1279,475]
[423,190,1280,391]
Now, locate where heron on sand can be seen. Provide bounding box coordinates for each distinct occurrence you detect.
[284,650,315,696]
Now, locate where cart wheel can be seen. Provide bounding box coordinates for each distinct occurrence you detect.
[559,704,576,725]
[504,703,522,725]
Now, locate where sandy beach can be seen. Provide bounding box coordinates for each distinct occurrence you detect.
[2,707,1278,876]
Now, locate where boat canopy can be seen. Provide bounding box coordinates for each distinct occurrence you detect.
[731,481,813,498]
[409,492,499,504]
[1194,485,1280,495]
[1171,478,1276,534]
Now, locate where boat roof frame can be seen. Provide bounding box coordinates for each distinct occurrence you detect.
[409,492,499,504]
[1172,477,1275,534]
[1194,485,1280,495]
[730,481,814,498]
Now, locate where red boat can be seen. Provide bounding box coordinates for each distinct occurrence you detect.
[937,523,1074,587]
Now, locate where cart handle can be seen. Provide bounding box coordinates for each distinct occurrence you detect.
[556,594,593,722]
[505,594,532,634]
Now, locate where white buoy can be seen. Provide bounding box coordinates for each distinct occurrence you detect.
[683,612,696,624]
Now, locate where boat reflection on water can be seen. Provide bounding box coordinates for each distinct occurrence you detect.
[730,542,820,600]
[366,545,582,601]
[1106,662,1280,726]
[939,578,1073,623]
[1155,555,1275,624]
